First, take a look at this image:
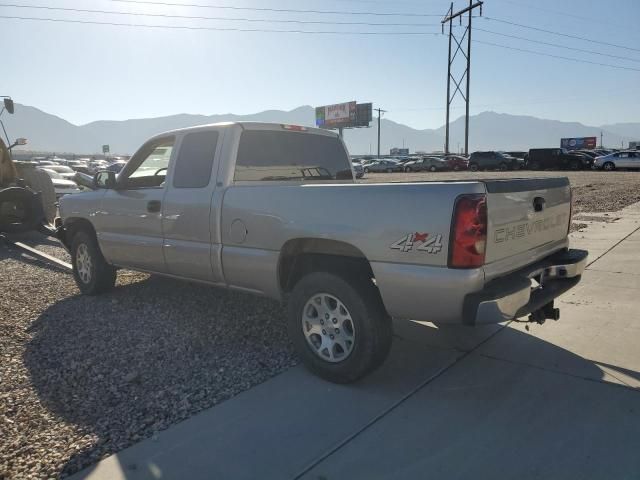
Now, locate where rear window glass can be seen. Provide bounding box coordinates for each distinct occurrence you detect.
[173,130,219,188]
[234,130,352,182]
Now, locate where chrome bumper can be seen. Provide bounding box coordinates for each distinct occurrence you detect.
[463,249,588,325]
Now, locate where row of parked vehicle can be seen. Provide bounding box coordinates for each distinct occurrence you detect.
[24,156,128,198]
[352,147,639,175]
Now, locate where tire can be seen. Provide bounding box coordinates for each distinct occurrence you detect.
[469,163,479,172]
[364,167,370,173]
[15,165,56,224]
[288,271,392,383]
[71,229,117,295]
[404,166,412,173]
[603,162,615,171]
[386,168,393,173]
[499,162,508,171]
[429,166,437,172]
[569,159,580,171]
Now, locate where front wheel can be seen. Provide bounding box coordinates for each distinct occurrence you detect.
[71,230,117,295]
[288,272,392,383]
[603,162,615,171]
[429,166,437,172]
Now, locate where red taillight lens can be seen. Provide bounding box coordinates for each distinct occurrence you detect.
[449,194,487,268]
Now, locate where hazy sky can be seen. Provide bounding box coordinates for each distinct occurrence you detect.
[2,0,639,129]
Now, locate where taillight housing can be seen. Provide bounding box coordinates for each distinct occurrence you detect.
[449,194,487,268]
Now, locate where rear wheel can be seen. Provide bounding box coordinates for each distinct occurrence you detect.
[364,167,370,173]
[404,166,412,172]
[469,163,479,172]
[429,166,437,172]
[288,272,392,383]
[71,230,117,295]
[603,162,615,171]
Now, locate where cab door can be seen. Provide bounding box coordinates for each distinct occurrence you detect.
[161,128,224,283]
[95,136,175,272]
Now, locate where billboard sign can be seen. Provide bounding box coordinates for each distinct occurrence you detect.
[316,101,356,128]
[390,148,409,156]
[102,144,110,154]
[561,137,597,150]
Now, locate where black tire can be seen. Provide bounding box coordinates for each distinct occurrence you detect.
[287,271,392,383]
[469,163,479,172]
[404,166,412,173]
[364,167,370,173]
[603,162,615,171]
[71,229,117,295]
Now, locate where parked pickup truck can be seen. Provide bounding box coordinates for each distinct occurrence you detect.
[57,122,588,383]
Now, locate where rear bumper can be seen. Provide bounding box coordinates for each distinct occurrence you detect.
[463,248,588,325]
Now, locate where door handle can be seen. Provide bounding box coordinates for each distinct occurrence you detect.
[147,200,161,213]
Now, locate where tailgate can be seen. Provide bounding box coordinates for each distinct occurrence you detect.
[484,178,571,266]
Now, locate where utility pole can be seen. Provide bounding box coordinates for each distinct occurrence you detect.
[600,131,603,148]
[375,107,386,158]
[442,0,483,155]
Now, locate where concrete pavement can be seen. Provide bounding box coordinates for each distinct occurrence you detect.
[72,203,640,480]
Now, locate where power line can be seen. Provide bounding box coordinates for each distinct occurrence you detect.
[475,27,640,64]
[484,16,640,54]
[109,0,442,17]
[474,39,640,73]
[0,14,442,34]
[0,3,441,27]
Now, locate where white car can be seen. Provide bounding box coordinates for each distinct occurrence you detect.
[594,151,640,171]
[40,168,82,198]
[39,164,76,180]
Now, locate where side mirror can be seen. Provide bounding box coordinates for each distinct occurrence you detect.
[3,98,14,114]
[94,170,116,189]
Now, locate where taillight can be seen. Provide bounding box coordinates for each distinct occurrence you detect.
[449,194,487,268]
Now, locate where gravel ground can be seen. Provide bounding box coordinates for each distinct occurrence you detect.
[2,169,640,479]
[0,239,296,479]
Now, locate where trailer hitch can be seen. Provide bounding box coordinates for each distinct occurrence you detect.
[528,301,560,325]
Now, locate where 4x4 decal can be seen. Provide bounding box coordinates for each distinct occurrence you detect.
[391,233,443,254]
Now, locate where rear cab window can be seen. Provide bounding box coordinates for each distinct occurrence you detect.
[234,129,353,182]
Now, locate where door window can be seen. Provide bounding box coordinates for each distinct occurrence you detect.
[173,130,219,188]
[123,137,175,189]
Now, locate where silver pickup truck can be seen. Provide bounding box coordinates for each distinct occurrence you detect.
[57,122,587,383]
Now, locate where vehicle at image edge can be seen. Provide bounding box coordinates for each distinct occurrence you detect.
[593,150,640,171]
[403,156,448,172]
[363,159,403,173]
[468,151,523,171]
[443,154,469,171]
[57,122,588,383]
[40,168,82,198]
[525,148,591,171]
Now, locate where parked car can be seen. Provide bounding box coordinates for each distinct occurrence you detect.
[403,156,448,172]
[443,155,469,171]
[39,164,76,180]
[593,150,640,171]
[567,151,595,169]
[506,151,527,160]
[525,148,586,170]
[363,159,403,173]
[40,168,82,198]
[468,151,522,171]
[57,121,587,383]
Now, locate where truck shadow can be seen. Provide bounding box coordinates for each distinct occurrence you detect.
[22,275,636,478]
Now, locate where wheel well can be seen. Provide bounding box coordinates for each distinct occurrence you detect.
[61,218,96,249]
[279,239,374,293]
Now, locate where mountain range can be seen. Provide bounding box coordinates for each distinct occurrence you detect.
[2,103,638,155]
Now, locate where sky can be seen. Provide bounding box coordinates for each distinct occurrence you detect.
[1,0,639,129]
